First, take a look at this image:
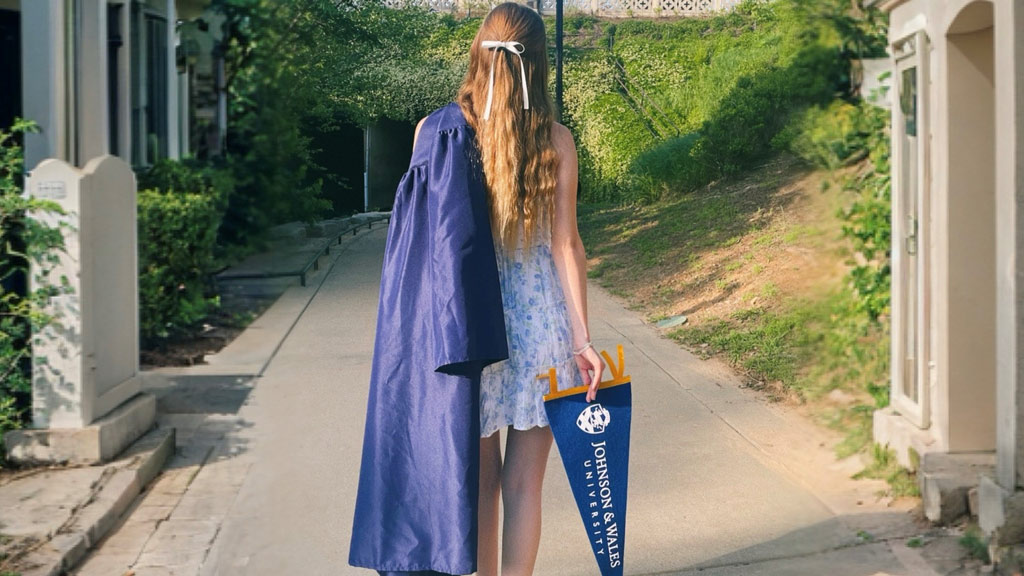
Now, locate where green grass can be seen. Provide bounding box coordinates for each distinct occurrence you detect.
[853,443,919,498]
[782,223,828,245]
[959,525,990,563]
[759,282,779,300]
[826,404,876,459]
[664,285,889,458]
[576,158,810,288]
[753,231,775,247]
[587,260,623,279]
[578,154,897,492]
[669,301,817,389]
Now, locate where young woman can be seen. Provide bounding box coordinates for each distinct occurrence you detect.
[351,3,602,574]
[442,3,604,574]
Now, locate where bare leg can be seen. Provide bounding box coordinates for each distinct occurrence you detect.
[501,426,554,576]
[478,431,502,576]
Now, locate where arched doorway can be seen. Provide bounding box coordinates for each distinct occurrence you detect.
[944,0,996,451]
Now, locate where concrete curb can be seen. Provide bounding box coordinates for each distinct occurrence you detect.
[14,426,175,576]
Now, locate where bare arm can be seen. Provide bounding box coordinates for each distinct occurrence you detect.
[550,122,603,400]
[550,123,589,348]
[413,117,427,150]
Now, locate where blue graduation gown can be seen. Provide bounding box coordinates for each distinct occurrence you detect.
[349,102,509,575]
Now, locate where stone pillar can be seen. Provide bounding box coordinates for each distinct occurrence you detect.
[166,0,180,160]
[78,0,110,162]
[3,156,155,465]
[20,0,66,169]
[979,0,1024,546]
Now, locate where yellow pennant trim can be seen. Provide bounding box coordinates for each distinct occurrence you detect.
[539,344,631,402]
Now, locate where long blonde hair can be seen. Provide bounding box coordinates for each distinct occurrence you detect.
[456,2,559,255]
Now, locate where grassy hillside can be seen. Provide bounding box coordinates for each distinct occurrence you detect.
[560,1,854,204]
[569,1,902,491]
[577,150,905,490]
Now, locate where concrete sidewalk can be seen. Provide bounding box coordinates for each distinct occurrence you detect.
[71,225,976,575]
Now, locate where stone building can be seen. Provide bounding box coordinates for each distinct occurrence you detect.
[0,0,222,463]
[0,0,224,170]
[870,0,1024,544]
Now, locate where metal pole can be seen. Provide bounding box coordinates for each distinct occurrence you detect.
[555,0,563,123]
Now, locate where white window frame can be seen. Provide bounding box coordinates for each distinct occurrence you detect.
[889,27,931,429]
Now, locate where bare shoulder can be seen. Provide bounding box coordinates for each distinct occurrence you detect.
[413,117,428,147]
[551,121,577,154]
[551,122,578,180]
[549,121,580,243]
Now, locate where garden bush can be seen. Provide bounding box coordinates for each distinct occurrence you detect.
[136,160,227,345]
[773,100,872,170]
[839,103,891,322]
[0,120,70,455]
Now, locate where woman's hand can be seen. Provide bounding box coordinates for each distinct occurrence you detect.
[574,346,605,403]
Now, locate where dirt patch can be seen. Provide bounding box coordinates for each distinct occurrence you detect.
[140,315,246,370]
[583,154,857,326]
[139,284,279,370]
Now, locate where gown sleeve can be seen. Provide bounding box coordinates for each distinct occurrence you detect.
[427,123,509,376]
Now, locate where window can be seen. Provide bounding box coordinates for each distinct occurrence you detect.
[129,1,168,167]
[107,3,123,156]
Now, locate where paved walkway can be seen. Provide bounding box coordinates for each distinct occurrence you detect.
[72,225,955,576]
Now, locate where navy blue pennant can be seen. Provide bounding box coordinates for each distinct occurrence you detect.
[539,345,632,576]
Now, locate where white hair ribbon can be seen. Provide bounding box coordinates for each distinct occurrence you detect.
[481,40,530,121]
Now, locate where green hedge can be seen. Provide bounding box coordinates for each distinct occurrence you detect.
[137,160,228,344]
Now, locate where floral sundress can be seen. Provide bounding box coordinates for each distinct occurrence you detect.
[479,221,585,438]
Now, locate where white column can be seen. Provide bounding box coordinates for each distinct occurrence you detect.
[179,68,189,156]
[21,0,65,170]
[166,0,180,159]
[994,0,1024,490]
[77,0,109,163]
[117,0,132,160]
[134,3,147,164]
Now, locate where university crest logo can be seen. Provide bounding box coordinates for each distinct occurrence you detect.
[577,403,611,434]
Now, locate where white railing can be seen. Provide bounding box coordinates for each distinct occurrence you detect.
[381,0,745,18]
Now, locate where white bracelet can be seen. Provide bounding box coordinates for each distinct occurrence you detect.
[572,341,593,355]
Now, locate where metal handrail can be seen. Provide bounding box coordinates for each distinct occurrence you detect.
[215,214,391,287]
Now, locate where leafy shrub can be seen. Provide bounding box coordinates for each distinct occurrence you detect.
[773,100,872,170]
[138,157,232,205]
[136,160,227,344]
[838,104,891,322]
[623,133,706,203]
[0,119,71,455]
